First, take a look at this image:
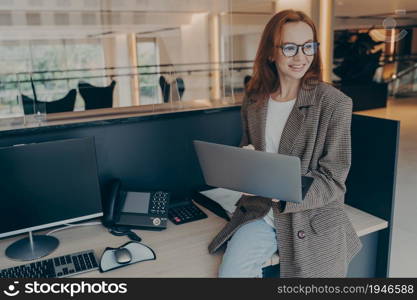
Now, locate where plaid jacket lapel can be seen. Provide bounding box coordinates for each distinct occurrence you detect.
[247,97,268,152]
[278,85,318,155]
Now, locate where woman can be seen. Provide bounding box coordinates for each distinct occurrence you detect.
[208,9,362,278]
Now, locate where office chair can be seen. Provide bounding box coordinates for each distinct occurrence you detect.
[176,77,185,100]
[244,75,252,89]
[159,75,170,103]
[21,89,77,115]
[22,94,37,115]
[159,76,185,102]
[78,80,116,110]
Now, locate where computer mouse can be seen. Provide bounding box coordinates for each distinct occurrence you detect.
[114,247,132,264]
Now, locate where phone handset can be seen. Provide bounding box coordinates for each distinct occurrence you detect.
[102,178,121,228]
[102,179,142,241]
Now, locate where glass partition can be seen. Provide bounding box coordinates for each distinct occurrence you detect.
[0,0,273,125]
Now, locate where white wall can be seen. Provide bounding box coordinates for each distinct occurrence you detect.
[157,29,182,65]
[102,35,133,107]
[114,34,133,107]
[232,33,260,61]
[150,13,211,101]
[180,13,210,100]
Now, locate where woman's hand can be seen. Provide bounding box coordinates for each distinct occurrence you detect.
[242,144,255,150]
[242,192,255,197]
[242,193,280,202]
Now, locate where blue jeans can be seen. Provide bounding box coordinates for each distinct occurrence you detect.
[218,219,278,278]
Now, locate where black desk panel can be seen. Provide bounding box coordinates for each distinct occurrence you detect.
[0,108,399,277]
[0,108,241,200]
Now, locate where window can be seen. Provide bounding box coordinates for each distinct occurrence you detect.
[0,41,31,116]
[0,39,105,116]
[136,38,161,105]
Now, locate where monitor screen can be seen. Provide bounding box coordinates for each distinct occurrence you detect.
[0,137,103,238]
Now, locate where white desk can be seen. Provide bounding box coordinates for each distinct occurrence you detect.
[0,203,387,278]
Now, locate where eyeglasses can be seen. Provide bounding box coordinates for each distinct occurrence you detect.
[276,42,320,57]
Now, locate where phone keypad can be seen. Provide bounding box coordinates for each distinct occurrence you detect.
[149,191,169,216]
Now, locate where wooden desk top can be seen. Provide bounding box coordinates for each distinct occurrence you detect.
[0,204,226,278]
[0,203,388,278]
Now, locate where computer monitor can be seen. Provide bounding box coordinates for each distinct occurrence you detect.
[0,137,103,261]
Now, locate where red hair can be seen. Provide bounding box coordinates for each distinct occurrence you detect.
[246,9,322,103]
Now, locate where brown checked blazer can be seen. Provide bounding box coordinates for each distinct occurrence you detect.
[208,82,362,278]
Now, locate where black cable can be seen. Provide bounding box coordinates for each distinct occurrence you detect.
[108,226,142,242]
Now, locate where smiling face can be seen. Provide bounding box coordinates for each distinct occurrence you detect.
[272,21,315,83]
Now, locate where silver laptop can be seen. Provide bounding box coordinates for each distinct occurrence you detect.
[194,140,313,203]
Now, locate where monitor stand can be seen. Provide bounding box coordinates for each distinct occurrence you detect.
[5,231,59,261]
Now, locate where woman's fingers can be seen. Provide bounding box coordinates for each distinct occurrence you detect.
[242,192,255,196]
[242,144,255,150]
[241,193,279,202]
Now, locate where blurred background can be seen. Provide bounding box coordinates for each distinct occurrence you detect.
[0,0,415,118]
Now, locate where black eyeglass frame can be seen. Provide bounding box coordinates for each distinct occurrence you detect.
[275,42,320,57]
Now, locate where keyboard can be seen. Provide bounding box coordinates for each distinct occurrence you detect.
[168,201,208,225]
[0,249,99,278]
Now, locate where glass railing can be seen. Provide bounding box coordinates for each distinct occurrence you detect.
[388,57,417,97]
[0,60,255,126]
[0,0,274,129]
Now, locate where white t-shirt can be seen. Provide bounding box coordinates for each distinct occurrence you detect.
[263,96,296,227]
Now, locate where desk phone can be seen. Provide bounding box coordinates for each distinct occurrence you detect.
[103,179,170,230]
